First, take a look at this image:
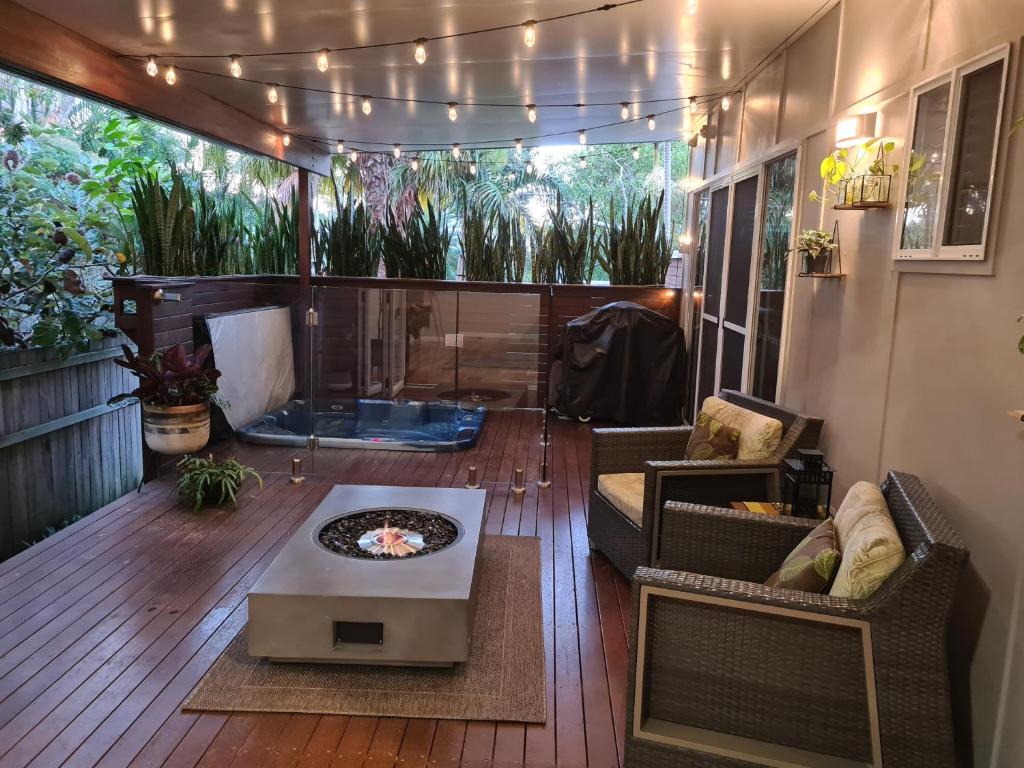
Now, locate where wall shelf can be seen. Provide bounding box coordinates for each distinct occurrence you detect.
[832,202,892,210]
[798,272,846,279]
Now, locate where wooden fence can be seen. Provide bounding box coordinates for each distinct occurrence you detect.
[0,335,142,560]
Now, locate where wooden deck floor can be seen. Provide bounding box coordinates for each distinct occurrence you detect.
[0,411,632,768]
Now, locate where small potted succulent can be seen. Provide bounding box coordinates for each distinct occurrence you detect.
[109,343,223,454]
[795,229,836,274]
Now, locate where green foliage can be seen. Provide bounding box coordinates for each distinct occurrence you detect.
[546,197,598,284]
[811,138,898,207]
[314,193,379,277]
[597,191,671,286]
[460,193,528,282]
[20,514,82,551]
[251,191,298,275]
[380,200,450,279]
[131,169,196,275]
[110,343,223,407]
[795,229,835,257]
[175,454,262,512]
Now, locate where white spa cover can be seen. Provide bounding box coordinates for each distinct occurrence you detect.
[207,306,296,430]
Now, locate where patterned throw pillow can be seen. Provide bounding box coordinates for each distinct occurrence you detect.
[765,519,841,593]
[684,411,741,460]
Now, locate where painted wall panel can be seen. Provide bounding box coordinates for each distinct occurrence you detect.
[740,54,785,165]
[779,5,841,141]
[715,93,742,174]
[927,0,1024,68]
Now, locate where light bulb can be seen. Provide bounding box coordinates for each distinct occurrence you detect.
[632,146,640,160]
[647,114,656,131]
[514,138,523,157]
[680,232,693,246]
[452,143,461,158]
[164,65,176,85]
[579,156,587,168]
[578,130,587,145]
[361,95,372,115]
[448,102,458,122]
[525,160,534,174]
[316,49,330,73]
[267,84,278,104]
[470,161,477,176]
[336,140,345,154]
[689,95,697,106]
[350,149,359,161]
[414,39,427,64]
[527,104,537,123]
[688,131,699,147]
[722,95,731,112]
[522,20,537,47]
[620,102,630,120]
[229,55,242,78]
[393,144,401,158]
[411,157,419,171]
[282,134,291,147]
[146,56,158,77]
[685,0,698,15]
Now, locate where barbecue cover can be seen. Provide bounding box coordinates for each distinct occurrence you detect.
[551,301,686,426]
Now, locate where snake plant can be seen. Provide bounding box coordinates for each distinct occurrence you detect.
[315,193,379,277]
[380,199,449,279]
[597,191,671,285]
[130,169,196,276]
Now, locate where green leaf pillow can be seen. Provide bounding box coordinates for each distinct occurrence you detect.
[684,410,741,460]
[765,520,841,593]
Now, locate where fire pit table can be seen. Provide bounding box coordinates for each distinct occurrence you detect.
[248,484,486,666]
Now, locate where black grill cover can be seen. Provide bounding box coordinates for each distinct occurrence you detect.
[551,301,686,426]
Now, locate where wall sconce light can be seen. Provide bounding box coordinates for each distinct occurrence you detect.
[835,112,878,148]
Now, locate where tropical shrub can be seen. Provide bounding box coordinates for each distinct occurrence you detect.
[109,343,222,407]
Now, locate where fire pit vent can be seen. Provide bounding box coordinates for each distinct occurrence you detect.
[317,508,461,560]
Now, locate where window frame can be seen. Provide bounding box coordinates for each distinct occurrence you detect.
[893,44,1011,263]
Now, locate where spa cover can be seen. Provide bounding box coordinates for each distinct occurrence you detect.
[552,301,685,426]
[206,306,296,430]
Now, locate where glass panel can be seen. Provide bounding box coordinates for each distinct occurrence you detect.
[724,175,759,325]
[684,190,711,422]
[751,154,796,401]
[455,291,543,409]
[704,187,730,319]
[901,83,950,250]
[720,327,745,391]
[400,289,458,400]
[944,60,1004,246]
[697,318,719,407]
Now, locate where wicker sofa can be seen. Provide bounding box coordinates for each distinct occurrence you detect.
[624,471,968,768]
[587,390,823,579]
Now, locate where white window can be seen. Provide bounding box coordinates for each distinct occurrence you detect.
[894,45,1009,262]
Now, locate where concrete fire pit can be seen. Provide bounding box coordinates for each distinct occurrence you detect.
[248,484,486,666]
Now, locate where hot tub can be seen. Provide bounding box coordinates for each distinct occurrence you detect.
[236,398,486,452]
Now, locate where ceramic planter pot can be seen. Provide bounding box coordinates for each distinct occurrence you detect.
[143,402,210,455]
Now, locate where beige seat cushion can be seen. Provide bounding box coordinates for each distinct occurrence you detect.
[829,481,907,599]
[701,396,784,461]
[597,473,645,527]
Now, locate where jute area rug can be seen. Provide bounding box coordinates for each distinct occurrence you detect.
[184,535,546,723]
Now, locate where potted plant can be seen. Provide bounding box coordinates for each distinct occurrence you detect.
[175,454,262,511]
[795,229,835,274]
[109,343,223,454]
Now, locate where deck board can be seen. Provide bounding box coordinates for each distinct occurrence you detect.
[0,411,631,767]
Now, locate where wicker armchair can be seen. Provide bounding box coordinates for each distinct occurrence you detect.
[587,390,823,579]
[625,471,968,768]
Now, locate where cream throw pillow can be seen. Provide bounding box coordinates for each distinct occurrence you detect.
[700,396,783,461]
[829,481,907,599]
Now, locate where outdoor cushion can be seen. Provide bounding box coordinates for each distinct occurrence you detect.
[765,519,840,593]
[701,396,783,461]
[597,473,645,527]
[684,410,741,460]
[829,481,907,599]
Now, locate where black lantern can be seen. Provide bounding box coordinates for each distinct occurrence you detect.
[783,449,833,519]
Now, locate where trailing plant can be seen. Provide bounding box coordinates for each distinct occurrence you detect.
[109,343,223,407]
[380,199,450,279]
[315,194,379,277]
[597,191,671,285]
[795,229,835,257]
[175,454,262,512]
[810,138,898,208]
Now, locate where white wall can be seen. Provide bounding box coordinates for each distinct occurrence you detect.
[693,2,1024,764]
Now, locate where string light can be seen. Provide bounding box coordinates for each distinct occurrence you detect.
[525,159,534,174]
[522,20,537,47]
[393,144,402,158]
[165,65,177,85]
[336,140,345,153]
[316,49,330,72]
[578,129,587,145]
[282,134,291,147]
[414,38,427,64]
[470,160,477,175]
[688,131,699,147]
[411,156,419,171]
[361,95,372,115]
[515,138,523,157]
[647,114,656,130]
[229,55,242,78]
[721,95,731,111]
[350,149,359,161]
[680,232,693,246]
[579,155,587,168]
[267,84,279,104]
[620,102,630,120]
[632,146,640,159]
[685,0,698,15]
[146,56,158,77]
[452,143,461,158]
[527,104,537,123]
[448,102,458,122]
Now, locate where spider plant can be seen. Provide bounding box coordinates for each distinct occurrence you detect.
[175,454,262,512]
